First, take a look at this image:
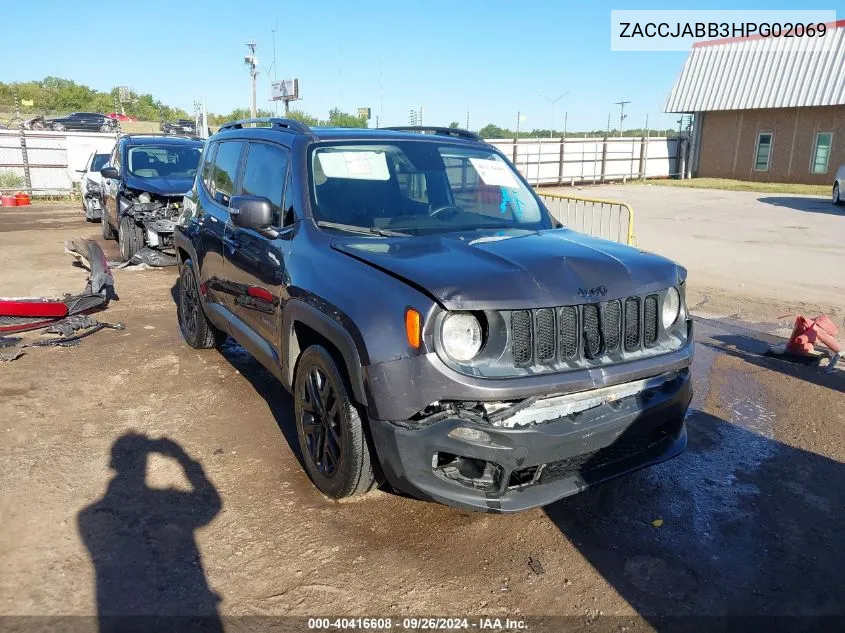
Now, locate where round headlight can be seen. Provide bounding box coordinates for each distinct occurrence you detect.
[86,180,100,192]
[662,287,681,329]
[441,312,483,361]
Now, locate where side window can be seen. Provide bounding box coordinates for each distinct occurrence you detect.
[209,141,244,206]
[811,132,832,174]
[754,132,773,172]
[281,168,295,227]
[201,142,218,192]
[240,142,289,226]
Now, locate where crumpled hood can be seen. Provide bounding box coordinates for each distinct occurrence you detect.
[124,173,193,197]
[332,229,685,310]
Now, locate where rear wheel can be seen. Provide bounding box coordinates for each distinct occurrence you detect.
[834,182,842,206]
[118,215,144,261]
[101,212,116,239]
[294,345,376,499]
[177,259,226,349]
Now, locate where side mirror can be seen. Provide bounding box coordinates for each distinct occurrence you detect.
[229,195,273,231]
[100,166,119,179]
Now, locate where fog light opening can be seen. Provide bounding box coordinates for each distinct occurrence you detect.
[433,452,501,491]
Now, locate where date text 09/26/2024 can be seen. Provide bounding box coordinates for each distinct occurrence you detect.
[307,617,527,630]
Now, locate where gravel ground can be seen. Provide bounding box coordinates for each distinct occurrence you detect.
[1,201,844,632]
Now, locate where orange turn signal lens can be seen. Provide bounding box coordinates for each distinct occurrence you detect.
[405,308,421,349]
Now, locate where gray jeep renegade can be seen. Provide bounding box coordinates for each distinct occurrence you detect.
[175,119,693,513]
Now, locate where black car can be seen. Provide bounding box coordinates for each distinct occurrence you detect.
[174,119,693,513]
[100,135,204,261]
[161,119,197,136]
[46,112,117,132]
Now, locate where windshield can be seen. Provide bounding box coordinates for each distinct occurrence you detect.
[92,154,109,172]
[309,142,552,234]
[127,145,202,179]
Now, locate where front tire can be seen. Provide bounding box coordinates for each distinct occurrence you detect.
[118,215,144,261]
[177,260,226,349]
[294,345,376,499]
[84,198,99,222]
[834,182,843,206]
[101,212,116,239]
[53,123,65,131]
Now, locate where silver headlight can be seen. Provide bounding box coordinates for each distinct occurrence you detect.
[86,180,100,193]
[441,312,483,361]
[662,287,681,329]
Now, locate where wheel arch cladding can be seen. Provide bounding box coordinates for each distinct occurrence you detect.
[283,299,368,406]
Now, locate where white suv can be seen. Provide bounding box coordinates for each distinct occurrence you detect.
[833,164,845,206]
[78,151,112,221]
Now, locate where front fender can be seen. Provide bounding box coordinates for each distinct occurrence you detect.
[282,298,368,405]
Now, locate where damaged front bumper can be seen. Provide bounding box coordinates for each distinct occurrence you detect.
[369,369,691,513]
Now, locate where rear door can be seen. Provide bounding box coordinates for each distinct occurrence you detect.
[223,140,294,354]
[198,140,246,315]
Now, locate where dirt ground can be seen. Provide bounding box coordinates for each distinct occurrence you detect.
[1,200,845,631]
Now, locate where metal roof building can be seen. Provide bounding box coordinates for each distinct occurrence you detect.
[665,21,845,185]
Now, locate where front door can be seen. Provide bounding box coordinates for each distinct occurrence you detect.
[101,142,122,228]
[197,140,245,315]
[223,140,293,355]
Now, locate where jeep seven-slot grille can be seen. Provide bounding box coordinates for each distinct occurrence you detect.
[508,295,658,367]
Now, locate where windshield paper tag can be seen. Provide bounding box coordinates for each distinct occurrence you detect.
[469,158,519,188]
[317,151,390,180]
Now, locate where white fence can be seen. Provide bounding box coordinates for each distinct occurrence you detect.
[486,136,684,186]
[0,129,686,195]
[0,130,116,193]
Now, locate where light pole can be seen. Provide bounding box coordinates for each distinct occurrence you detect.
[245,41,259,119]
[615,100,630,137]
[539,93,568,138]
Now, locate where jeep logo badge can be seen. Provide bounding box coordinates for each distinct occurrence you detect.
[578,286,608,299]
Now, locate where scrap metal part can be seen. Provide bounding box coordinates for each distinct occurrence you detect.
[0,240,116,334]
[113,247,178,268]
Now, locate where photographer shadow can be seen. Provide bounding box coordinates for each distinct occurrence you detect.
[78,433,223,632]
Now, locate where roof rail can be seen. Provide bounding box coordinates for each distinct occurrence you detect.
[383,126,482,141]
[218,117,311,134]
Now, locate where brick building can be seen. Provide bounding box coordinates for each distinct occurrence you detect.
[665,21,845,186]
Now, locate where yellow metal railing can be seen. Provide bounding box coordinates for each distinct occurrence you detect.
[538,192,637,246]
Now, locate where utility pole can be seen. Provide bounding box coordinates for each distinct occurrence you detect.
[539,93,568,138]
[271,23,278,116]
[615,100,630,137]
[245,41,259,119]
[466,111,470,130]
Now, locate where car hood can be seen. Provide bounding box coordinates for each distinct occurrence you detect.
[124,173,193,197]
[332,228,685,310]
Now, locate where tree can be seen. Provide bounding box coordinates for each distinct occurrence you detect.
[448,121,460,129]
[478,123,513,139]
[323,108,367,128]
[286,109,319,127]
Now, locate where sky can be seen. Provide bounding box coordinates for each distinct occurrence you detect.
[0,0,825,132]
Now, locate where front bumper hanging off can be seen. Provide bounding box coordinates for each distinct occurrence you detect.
[368,368,692,513]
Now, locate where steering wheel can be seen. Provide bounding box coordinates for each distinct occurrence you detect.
[429,205,463,220]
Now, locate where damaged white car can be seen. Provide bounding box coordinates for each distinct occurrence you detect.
[100,135,203,263]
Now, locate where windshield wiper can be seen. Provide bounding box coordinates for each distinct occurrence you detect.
[316,221,409,237]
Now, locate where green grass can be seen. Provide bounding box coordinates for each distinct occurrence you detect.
[633,177,831,196]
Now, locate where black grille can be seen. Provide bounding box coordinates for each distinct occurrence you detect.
[537,421,677,485]
[601,300,621,352]
[582,304,601,359]
[535,308,556,363]
[644,295,659,346]
[508,293,663,367]
[624,298,641,351]
[512,310,532,365]
[559,306,578,359]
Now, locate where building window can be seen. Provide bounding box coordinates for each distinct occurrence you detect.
[811,132,832,174]
[754,132,773,171]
